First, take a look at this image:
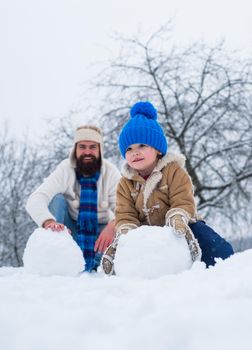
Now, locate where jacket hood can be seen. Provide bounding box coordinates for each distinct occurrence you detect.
[121,152,186,179]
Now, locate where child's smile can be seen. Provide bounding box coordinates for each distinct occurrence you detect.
[132,156,144,163]
[125,144,161,177]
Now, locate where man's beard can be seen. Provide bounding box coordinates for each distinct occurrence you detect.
[76,154,101,177]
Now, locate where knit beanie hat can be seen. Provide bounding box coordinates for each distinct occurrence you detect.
[69,125,103,167]
[119,101,168,158]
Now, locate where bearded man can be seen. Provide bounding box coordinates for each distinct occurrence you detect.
[26,125,121,272]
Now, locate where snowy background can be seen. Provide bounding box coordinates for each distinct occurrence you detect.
[1,1,252,348]
[1,0,252,138]
[1,225,252,350]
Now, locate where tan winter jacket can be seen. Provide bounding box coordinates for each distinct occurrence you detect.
[115,153,199,233]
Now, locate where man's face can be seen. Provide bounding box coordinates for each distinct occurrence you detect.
[76,141,101,176]
[76,141,100,160]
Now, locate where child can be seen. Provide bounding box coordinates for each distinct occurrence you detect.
[102,101,234,275]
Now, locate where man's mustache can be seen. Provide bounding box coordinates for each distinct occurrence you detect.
[76,153,101,176]
[79,154,97,160]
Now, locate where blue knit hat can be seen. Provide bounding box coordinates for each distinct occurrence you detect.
[119,101,168,158]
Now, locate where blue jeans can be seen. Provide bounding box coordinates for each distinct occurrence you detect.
[189,221,234,267]
[48,194,104,269]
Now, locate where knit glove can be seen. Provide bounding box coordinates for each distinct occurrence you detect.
[166,210,202,262]
[102,224,138,275]
[102,233,120,275]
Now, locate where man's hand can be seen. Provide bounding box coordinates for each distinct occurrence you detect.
[42,219,69,233]
[94,220,116,253]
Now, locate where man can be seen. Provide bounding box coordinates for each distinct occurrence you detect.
[26,125,121,272]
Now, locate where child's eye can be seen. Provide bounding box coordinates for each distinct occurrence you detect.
[139,144,147,148]
[126,147,132,152]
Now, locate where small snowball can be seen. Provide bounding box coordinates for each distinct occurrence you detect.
[114,226,192,279]
[23,228,84,276]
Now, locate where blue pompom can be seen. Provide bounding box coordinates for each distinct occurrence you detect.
[130,101,157,120]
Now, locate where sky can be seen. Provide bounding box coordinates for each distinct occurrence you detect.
[0,225,252,350]
[1,0,252,139]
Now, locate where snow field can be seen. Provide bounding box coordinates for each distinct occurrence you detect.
[1,226,251,350]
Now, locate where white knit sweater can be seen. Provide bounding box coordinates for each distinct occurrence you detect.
[26,158,121,226]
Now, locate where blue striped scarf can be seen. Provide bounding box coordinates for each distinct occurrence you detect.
[76,172,100,272]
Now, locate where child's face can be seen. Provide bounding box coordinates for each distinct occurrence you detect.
[125,144,161,176]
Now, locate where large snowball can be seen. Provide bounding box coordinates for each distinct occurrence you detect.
[114,226,192,279]
[23,228,84,276]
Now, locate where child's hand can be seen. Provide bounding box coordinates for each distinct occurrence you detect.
[168,214,188,236]
[166,213,202,262]
[183,226,202,262]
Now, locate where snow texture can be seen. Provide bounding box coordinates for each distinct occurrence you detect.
[115,226,192,278]
[1,250,252,350]
[23,228,84,276]
[1,225,251,350]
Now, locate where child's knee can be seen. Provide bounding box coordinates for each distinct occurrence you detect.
[190,221,234,265]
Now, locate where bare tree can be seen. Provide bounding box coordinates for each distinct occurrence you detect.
[94,26,252,234]
[0,122,67,267]
[0,127,38,265]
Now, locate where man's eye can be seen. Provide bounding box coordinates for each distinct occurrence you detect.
[90,145,97,150]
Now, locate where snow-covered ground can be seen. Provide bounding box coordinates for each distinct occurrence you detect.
[1,227,252,350]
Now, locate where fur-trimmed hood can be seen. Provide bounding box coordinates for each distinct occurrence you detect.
[121,152,186,180]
